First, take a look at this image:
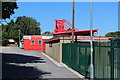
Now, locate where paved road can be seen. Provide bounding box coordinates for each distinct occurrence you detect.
[1,47,80,80]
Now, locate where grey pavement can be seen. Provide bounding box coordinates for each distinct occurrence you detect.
[1,47,82,80]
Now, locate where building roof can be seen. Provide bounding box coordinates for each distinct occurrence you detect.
[53,29,98,36]
[22,35,53,40]
[44,36,113,43]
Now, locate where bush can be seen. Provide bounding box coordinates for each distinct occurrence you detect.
[2,38,9,46]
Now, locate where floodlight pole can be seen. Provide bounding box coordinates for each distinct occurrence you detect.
[72,0,75,43]
[90,0,94,79]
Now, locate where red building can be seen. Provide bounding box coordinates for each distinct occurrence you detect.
[22,19,98,52]
[23,35,53,51]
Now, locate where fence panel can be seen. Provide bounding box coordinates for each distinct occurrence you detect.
[94,40,120,79]
[94,42,112,79]
[62,43,90,77]
[62,40,120,79]
[112,40,120,79]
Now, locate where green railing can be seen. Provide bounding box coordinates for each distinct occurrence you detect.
[62,42,91,77]
[94,41,113,79]
[62,40,120,79]
[94,40,120,79]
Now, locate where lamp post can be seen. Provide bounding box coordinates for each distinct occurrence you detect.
[90,0,94,79]
[72,0,75,43]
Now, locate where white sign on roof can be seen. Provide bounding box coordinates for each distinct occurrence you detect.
[23,36,31,39]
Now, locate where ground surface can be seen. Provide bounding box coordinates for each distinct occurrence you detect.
[1,47,81,80]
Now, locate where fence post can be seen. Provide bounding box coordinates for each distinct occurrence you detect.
[111,40,114,80]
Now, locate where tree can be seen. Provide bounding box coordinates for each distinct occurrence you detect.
[2,2,18,19]
[1,16,41,46]
[105,31,120,37]
[1,2,18,45]
[15,16,41,35]
[42,31,52,35]
[1,24,9,46]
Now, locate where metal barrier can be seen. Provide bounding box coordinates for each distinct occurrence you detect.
[62,42,91,77]
[62,40,120,79]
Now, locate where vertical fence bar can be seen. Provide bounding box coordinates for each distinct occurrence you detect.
[111,41,114,79]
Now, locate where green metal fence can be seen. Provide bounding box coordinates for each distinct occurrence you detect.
[94,41,113,79]
[94,40,120,79]
[62,40,120,79]
[62,42,91,77]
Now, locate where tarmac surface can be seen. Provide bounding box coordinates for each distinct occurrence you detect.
[1,47,82,80]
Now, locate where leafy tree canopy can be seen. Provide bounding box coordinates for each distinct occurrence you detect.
[105,31,120,37]
[42,31,52,35]
[2,2,18,19]
[2,16,41,46]
[15,16,41,35]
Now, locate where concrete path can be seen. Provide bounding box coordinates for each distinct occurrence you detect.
[1,47,81,80]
